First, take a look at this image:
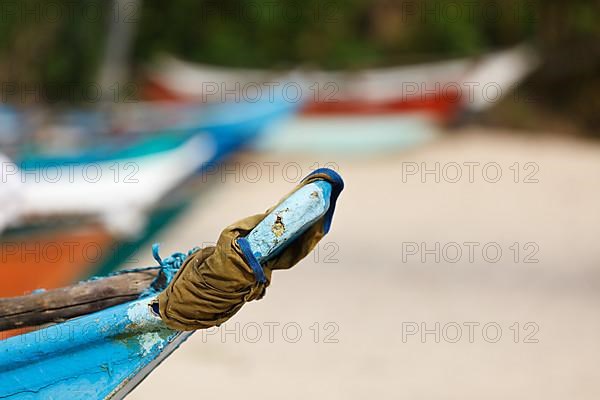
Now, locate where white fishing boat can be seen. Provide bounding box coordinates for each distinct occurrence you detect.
[145,44,538,118]
[19,134,214,236]
[0,98,300,299]
[12,97,298,235]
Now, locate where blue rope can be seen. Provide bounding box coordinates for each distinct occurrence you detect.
[152,244,189,281]
[142,243,199,296]
[236,237,267,284]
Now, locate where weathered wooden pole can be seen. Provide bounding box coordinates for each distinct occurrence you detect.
[0,268,159,331]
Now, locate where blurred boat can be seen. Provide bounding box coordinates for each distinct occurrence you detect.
[18,99,298,162]
[0,106,22,150]
[18,134,213,234]
[0,135,201,300]
[143,46,538,156]
[255,114,439,155]
[16,99,297,222]
[0,220,113,298]
[0,99,298,299]
[144,44,538,121]
[0,153,23,235]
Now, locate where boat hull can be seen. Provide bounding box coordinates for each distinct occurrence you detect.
[0,222,114,298]
[144,45,538,119]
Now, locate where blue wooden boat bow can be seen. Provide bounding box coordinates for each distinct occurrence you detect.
[0,169,343,399]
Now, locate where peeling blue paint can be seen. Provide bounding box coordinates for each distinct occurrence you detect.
[246,181,331,263]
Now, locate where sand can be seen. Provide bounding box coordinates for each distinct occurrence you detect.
[128,127,600,400]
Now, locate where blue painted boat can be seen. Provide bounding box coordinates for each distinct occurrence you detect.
[16,98,297,218]
[0,174,337,399]
[0,98,300,299]
[18,97,298,167]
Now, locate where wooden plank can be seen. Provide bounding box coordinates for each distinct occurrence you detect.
[0,268,159,331]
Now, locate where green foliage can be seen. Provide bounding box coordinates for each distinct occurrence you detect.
[134,0,537,68]
[1,0,598,106]
[0,0,105,103]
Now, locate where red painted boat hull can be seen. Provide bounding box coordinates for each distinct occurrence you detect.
[0,224,114,299]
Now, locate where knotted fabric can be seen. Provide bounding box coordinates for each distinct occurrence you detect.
[157,169,343,330]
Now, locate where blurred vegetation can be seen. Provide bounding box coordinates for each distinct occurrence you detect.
[0,0,598,132]
[0,0,105,102]
[134,0,535,68]
[0,0,539,85]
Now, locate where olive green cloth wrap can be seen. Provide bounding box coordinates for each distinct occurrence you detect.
[157,169,343,331]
